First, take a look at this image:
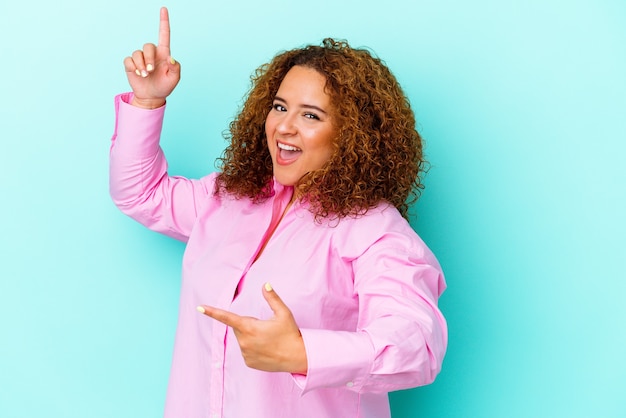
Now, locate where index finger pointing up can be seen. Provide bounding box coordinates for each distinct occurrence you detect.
[158,7,171,50]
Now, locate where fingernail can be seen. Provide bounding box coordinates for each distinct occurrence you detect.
[264,282,273,292]
[135,69,141,76]
[146,64,154,72]
[196,306,206,314]
[141,70,148,78]
[169,56,176,65]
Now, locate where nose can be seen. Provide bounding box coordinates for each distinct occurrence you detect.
[276,111,297,135]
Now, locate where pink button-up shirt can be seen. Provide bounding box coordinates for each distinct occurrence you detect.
[109,93,447,418]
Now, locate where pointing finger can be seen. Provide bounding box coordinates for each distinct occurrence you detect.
[197,305,244,330]
[158,7,171,51]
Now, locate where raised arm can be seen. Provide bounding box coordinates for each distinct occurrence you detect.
[110,7,213,242]
[123,7,180,109]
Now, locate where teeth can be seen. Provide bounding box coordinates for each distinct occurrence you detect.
[278,142,301,152]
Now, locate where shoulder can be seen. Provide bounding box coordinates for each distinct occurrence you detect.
[338,202,412,235]
[326,202,436,263]
[332,203,445,296]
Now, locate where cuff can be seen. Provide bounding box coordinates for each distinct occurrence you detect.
[111,92,166,158]
[293,328,374,394]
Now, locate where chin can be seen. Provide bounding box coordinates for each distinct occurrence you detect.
[273,170,299,187]
[274,176,297,187]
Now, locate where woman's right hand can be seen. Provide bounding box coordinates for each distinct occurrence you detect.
[123,7,180,109]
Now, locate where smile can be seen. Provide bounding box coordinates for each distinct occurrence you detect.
[277,141,302,163]
[278,142,302,152]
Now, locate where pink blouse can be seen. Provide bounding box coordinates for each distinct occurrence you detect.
[109,93,447,418]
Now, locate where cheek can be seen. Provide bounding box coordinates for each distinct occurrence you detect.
[264,117,272,137]
[264,118,274,153]
[308,141,334,170]
[318,131,337,161]
[266,137,275,159]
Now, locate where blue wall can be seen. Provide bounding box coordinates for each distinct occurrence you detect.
[1,1,624,417]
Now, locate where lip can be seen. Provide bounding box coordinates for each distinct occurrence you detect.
[275,140,302,165]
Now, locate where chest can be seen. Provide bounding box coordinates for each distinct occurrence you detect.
[182,200,359,329]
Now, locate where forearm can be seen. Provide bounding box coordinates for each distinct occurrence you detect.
[109,93,168,209]
[109,93,196,241]
[296,314,445,395]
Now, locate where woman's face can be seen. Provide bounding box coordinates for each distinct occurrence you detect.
[265,65,336,187]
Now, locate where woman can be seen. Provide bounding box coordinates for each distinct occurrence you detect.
[110,7,447,418]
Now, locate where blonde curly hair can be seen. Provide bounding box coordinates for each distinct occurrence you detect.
[216,38,426,221]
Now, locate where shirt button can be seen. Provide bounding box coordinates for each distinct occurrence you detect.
[213,361,221,369]
[346,381,354,387]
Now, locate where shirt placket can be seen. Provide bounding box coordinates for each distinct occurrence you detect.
[208,319,228,418]
[207,183,293,418]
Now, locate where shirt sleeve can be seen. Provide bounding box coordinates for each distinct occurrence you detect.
[109,92,216,242]
[294,235,448,395]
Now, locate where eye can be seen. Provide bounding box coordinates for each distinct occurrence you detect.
[304,112,320,120]
[272,103,286,112]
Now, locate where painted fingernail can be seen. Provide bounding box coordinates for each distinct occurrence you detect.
[196,306,206,314]
[141,70,148,78]
[169,56,176,65]
[135,69,141,76]
[146,64,154,72]
[264,282,273,292]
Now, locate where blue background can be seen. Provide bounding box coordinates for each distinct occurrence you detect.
[1,1,624,417]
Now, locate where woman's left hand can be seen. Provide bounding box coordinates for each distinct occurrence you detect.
[197,283,308,374]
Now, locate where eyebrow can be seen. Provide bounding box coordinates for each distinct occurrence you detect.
[274,95,328,115]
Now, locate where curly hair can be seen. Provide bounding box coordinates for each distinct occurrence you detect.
[215,38,427,221]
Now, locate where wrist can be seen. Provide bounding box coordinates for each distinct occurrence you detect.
[131,96,166,109]
[289,334,308,375]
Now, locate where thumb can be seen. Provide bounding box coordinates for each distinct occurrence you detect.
[262,282,290,318]
[167,56,181,74]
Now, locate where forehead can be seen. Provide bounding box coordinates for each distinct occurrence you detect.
[276,66,330,102]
